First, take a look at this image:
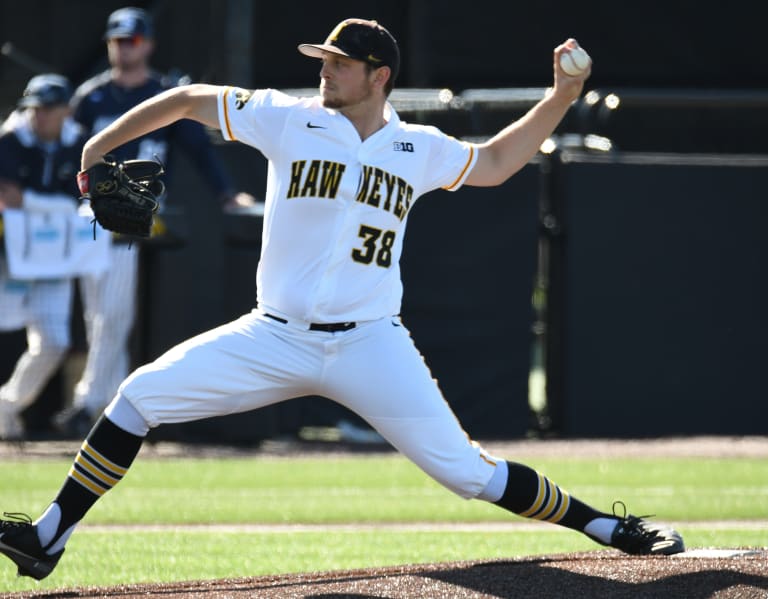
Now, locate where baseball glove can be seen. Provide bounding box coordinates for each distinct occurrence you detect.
[77,156,164,238]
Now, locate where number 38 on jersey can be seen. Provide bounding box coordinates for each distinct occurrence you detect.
[351,225,396,268]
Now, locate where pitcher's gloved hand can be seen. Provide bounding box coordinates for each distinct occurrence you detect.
[77,156,164,238]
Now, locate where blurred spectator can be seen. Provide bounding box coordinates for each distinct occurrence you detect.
[53,7,259,438]
[0,74,90,440]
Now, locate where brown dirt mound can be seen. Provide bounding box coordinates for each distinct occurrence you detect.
[13,550,768,599]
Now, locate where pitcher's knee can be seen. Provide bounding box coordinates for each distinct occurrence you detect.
[426,454,500,500]
[116,366,151,401]
[104,394,150,437]
[442,476,487,499]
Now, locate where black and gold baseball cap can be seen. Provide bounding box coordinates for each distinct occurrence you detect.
[298,18,400,81]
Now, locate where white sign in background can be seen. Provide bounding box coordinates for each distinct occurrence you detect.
[3,208,111,280]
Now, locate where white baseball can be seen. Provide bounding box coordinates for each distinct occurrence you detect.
[560,46,591,76]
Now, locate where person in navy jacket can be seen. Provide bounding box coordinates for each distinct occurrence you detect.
[0,74,88,440]
[53,7,259,437]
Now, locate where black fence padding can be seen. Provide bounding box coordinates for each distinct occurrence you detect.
[400,164,540,439]
[547,152,768,436]
[584,89,768,154]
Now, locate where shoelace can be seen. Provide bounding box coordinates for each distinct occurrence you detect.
[612,502,663,546]
[1,512,32,527]
[612,500,654,521]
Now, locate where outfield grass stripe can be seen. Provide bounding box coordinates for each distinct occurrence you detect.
[78,520,768,533]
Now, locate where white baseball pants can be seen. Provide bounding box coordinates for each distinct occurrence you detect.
[118,310,500,499]
[0,261,73,413]
[75,243,139,413]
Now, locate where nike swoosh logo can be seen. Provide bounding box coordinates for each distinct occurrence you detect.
[306,122,326,129]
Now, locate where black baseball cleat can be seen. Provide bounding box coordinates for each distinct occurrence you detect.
[0,512,63,580]
[608,502,685,555]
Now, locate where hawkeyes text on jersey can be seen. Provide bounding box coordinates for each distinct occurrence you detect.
[286,160,413,221]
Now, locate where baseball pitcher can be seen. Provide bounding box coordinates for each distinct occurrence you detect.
[0,18,684,581]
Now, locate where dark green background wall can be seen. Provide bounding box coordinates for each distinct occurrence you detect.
[2,0,766,440]
[1,0,765,111]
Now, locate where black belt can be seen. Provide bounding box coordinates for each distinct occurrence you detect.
[264,313,356,332]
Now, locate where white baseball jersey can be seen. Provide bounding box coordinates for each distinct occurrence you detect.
[217,87,477,323]
[118,88,500,502]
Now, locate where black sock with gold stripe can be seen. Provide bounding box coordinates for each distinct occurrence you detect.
[495,461,608,531]
[48,415,144,547]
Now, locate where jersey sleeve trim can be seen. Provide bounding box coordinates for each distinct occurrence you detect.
[219,87,236,141]
[442,145,475,191]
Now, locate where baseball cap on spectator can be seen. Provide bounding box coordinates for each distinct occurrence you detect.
[298,18,400,81]
[104,7,153,39]
[18,74,73,108]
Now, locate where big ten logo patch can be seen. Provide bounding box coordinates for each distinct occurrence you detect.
[393,141,414,152]
[234,89,253,109]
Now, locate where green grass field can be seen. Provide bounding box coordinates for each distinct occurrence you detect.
[1,453,766,593]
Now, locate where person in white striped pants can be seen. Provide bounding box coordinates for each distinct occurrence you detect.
[53,7,257,437]
[0,74,89,439]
